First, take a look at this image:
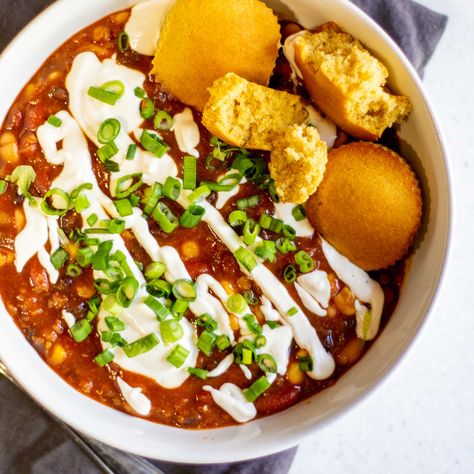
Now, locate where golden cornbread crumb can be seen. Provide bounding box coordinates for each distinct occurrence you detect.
[306,142,423,270]
[292,23,412,140]
[269,124,328,204]
[203,73,310,150]
[152,0,280,111]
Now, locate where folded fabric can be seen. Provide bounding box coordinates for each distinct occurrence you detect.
[0,1,447,473]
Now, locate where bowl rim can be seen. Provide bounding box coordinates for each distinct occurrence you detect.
[0,0,452,464]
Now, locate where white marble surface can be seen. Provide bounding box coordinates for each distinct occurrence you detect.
[290,1,474,473]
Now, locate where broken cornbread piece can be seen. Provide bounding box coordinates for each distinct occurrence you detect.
[306,142,422,270]
[269,124,328,204]
[202,73,310,150]
[290,23,412,140]
[152,0,281,111]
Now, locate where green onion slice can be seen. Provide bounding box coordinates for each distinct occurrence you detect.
[122,333,159,358]
[5,165,36,205]
[114,198,133,217]
[154,110,174,130]
[237,195,260,211]
[254,334,267,348]
[243,314,262,335]
[255,240,276,263]
[47,115,62,127]
[292,204,306,221]
[116,276,139,307]
[50,247,68,270]
[98,118,121,144]
[163,176,181,200]
[295,250,315,273]
[228,210,247,228]
[140,98,155,120]
[167,344,190,368]
[70,319,92,343]
[188,367,208,380]
[95,349,115,367]
[257,353,278,373]
[201,172,242,192]
[187,185,210,204]
[142,182,162,215]
[298,355,313,372]
[66,263,82,277]
[115,173,143,198]
[227,294,246,314]
[183,156,197,190]
[160,319,184,344]
[141,130,169,158]
[145,262,167,280]
[197,330,216,356]
[180,205,205,228]
[172,279,197,302]
[41,188,71,216]
[234,246,257,273]
[244,376,271,402]
[134,87,146,99]
[215,334,231,351]
[0,180,7,194]
[242,219,260,246]
[144,295,172,321]
[105,316,125,332]
[118,31,129,52]
[243,289,258,306]
[152,201,179,233]
[126,144,137,161]
[97,142,119,163]
[283,264,297,283]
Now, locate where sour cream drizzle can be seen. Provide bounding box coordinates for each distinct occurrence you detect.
[295,269,331,316]
[273,202,314,237]
[172,108,200,157]
[116,376,152,416]
[320,238,384,340]
[124,0,175,56]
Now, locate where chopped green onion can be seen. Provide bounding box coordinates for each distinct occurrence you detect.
[114,199,133,217]
[234,246,257,273]
[180,205,205,228]
[233,340,256,364]
[183,156,197,190]
[142,182,162,215]
[116,276,139,307]
[295,250,315,273]
[140,98,155,120]
[287,307,298,317]
[292,204,306,221]
[102,80,125,98]
[105,316,125,332]
[134,87,146,99]
[118,31,129,52]
[47,115,62,127]
[160,319,184,344]
[41,188,71,216]
[227,294,246,314]
[70,183,93,199]
[298,355,313,372]
[126,144,137,160]
[282,224,296,240]
[243,314,262,335]
[95,349,115,367]
[115,173,143,198]
[163,176,181,200]
[242,219,260,246]
[102,295,122,316]
[244,376,271,402]
[101,331,126,346]
[172,279,197,301]
[276,238,296,255]
[172,299,188,318]
[94,279,119,295]
[188,367,208,380]
[196,313,217,332]
[197,330,216,356]
[215,334,231,351]
[103,160,119,172]
[129,194,140,207]
[241,348,253,365]
[237,195,260,211]
[259,214,283,233]
[122,333,159,358]
[144,295,172,321]
[50,247,68,270]
[76,247,94,268]
[257,353,278,373]
[228,210,247,228]
[255,240,276,263]
[91,240,113,271]
[201,173,242,192]
[243,289,258,306]
[97,118,121,144]
[283,265,297,283]
[66,263,82,277]
[187,185,210,203]
[73,194,90,212]
[152,201,179,233]
[104,218,125,234]
[87,213,98,226]
[70,319,92,343]
[5,165,36,205]
[145,262,167,280]
[141,130,169,158]
[97,142,118,163]
[254,334,267,348]
[167,344,190,368]
[0,180,7,194]
[88,81,124,105]
[266,321,279,329]
[154,110,173,130]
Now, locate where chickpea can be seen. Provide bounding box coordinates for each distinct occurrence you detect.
[287,362,304,385]
[49,344,67,365]
[337,338,365,366]
[334,287,356,316]
[182,241,200,259]
[0,132,19,164]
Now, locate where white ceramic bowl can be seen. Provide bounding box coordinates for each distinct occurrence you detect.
[0,0,451,463]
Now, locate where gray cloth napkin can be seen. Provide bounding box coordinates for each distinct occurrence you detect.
[0,0,446,473]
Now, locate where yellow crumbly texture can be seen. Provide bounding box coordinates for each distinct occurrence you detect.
[202,73,310,150]
[293,23,412,140]
[152,0,281,112]
[269,124,328,204]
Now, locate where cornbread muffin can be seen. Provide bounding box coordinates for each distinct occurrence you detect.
[291,23,412,140]
[269,124,328,204]
[152,0,281,111]
[307,142,422,270]
[202,73,309,150]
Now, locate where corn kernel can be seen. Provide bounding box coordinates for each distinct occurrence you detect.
[0,132,19,164]
[66,242,78,260]
[49,344,67,365]
[14,208,25,231]
[287,362,304,385]
[76,284,96,299]
[24,83,36,100]
[337,338,365,366]
[0,252,7,267]
[181,241,199,259]
[221,280,235,295]
[6,251,14,264]
[229,313,239,331]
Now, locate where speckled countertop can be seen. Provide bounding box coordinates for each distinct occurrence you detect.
[291,1,474,472]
